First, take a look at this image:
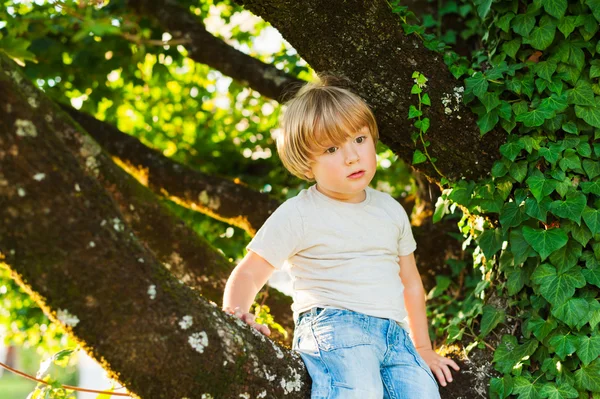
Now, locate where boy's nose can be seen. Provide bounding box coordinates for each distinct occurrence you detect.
[345,150,360,164]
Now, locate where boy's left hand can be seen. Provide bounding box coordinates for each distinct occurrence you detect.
[416,348,460,387]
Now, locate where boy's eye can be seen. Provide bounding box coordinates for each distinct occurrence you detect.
[325,147,337,154]
[355,136,367,144]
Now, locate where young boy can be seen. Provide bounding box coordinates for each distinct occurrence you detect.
[223,76,459,398]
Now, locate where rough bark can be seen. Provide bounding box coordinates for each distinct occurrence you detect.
[0,57,309,398]
[235,0,505,181]
[126,0,305,102]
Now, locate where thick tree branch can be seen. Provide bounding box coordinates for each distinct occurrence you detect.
[235,0,505,181]
[0,56,309,398]
[126,0,305,102]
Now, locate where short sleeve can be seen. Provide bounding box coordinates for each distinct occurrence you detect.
[396,203,417,256]
[245,199,304,269]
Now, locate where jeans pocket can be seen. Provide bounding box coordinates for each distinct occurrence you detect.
[312,312,370,351]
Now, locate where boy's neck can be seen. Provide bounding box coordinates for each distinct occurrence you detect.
[315,184,366,203]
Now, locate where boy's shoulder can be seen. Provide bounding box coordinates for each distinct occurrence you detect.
[367,187,409,220]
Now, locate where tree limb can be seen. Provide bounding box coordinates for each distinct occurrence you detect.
[126,0,305,102]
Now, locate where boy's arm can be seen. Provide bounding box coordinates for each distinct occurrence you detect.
[222,250,276,335]
[399,253,460,387]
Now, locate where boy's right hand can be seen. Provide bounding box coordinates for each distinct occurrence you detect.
[223,306,271,336]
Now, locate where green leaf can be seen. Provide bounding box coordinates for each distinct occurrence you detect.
[549,239,582,270]
[478,110,499,135]
[575,97,600,128]
[420,118,430,133]
[548,333,579,360]
[465,72,488,98]
[548,191,587,224]
[583,263,600,288]
[512,13,536,37]
[422,93,431,106]
[523,16,557,50]
[567,80,595,106]
[583,159,600,179]
[563,220,592,247]
[493,335,539,374]
[576,142,591,157]
[558,149,582,172]
[539,382,578,399]
[476,0,493,18]
[412,149,427,164]
[582,206,600,235]
[500,201,527,230]
[509,161,528,183]
[500,139,526,161]
[526,315,557,340]
[562,121,578,134]
[490,376,514,399]
[551,297,590,329]
[587,0,600,23]
[477,228,504,259]
[503,38,522,59]
[480,304,505,336]
[580,180,600,196]
[576,333,600,366]
[481,92,501,112]
[527,171,557,201]
[534,60,557,82]
[542,0,567,19]
[531,263,586,306]
[516,107,555,127]
[510,228,536,265]
[513,376,543,399]
[557,16,578,38]
[591,60,600,79]
[408,105,422,119]
[574,358,600,392]
[522,226,569,260]
[525,197,550,223]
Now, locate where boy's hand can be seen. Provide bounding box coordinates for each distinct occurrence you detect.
[417,348,460,387]
[223,306,271,336]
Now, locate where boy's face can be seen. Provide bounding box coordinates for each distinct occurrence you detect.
[305,126,377,203]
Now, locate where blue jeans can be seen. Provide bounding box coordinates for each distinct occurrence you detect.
[292,307,440,399]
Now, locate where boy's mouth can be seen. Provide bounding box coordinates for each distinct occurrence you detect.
[347,170,365,179]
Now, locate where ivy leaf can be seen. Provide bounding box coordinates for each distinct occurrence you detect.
[509,161,528,183]
[524,197,550,223]
[539,147,562,165]
[575,97,600,128]
[558,149,582,172]
[481,92,501,112]
[567,80,596,106]
[503,38,522,59]
[583,159,600,179]
[526,315,557,340]
[557,16,579,38]
[534,60,557,81]
[493,335,539,374]
[551,297,590,329]
[574,358,600,392]
[522,226,569,260]
[465,72,488,98]
[513,375,543,399]
[527,171,557,201]
[539,382,579,399]
[490,376,514,399]
[548,191,587,224]
[580,180,600,195]
[548,333,579,360]
[582,206,600,235]
[539,92,569,114]
[510,228,536,265]
[523,16,557,50]
[582,263,600,288]
[480,304,505,336]
[516,107,555,127]
[512,13,536,37]
[412,149,427,165]
[549,239,583,270]
[542,0,567,19]
[587,0,600,23]
[500,201,528,230]
[408,105,422,119]
[531,263,586,306]
[477,228,504,259]
[422,93,431,106]
[500,139,526,161]
[563,220,592,247]
[576,333,600,366]
[477,109,500,135]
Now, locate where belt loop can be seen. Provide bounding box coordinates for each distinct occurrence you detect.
[310,307,318,316]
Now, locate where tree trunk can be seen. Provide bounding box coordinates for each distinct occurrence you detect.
[0,55,310,398]
[235,0,504,181]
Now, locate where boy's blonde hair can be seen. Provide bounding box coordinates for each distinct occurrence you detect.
[277,75,379,181]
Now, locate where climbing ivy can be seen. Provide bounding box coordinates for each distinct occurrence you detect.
[395,0,600,397]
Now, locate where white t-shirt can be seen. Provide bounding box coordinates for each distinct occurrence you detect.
[246,184,417,327]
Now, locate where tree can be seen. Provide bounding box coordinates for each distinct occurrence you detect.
[2,0,600,398]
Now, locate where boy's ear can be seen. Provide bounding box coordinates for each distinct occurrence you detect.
[304,169,314,179]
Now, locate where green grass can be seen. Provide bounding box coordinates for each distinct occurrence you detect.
[0,373,36,399]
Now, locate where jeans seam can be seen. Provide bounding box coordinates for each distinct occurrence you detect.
[309,319,332,399]
[403,332,438,387]
[380,367,397,399]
